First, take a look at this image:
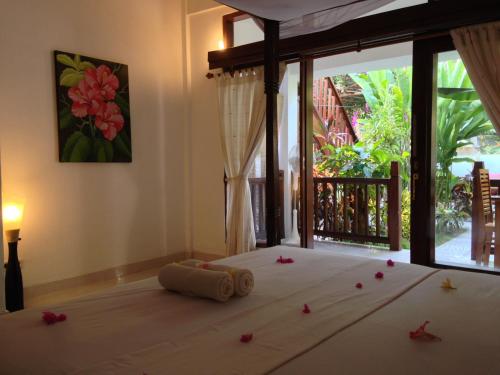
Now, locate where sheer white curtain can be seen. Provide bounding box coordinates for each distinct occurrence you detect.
[451,21,500,134]
[216,68,267,255]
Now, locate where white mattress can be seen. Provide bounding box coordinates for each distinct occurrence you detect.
[0,246,497,374]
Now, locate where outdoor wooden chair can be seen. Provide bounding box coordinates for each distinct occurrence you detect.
[472,168,495,265]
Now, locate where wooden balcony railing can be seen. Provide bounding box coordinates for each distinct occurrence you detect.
[313,161,402,250]
[249,170,285,243]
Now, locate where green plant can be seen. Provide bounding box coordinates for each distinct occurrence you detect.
[401,189,411,242]
[435,203,468,234]
[316,143,394,178]
[435,60,493,204]
[349,68,412,187]
[313,116,350,154]
[451,177,473,216]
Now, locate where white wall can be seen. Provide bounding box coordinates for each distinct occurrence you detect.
[186,6,233,257]
[187,0,220,14]
[0,0,188,287]
[234,18,264,47]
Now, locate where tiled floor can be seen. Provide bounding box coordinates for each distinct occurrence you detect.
[24,229,496,310]
[315,221,498,272]
[25,267,161,309]
[314,240,411,262]
[434,222,478,266]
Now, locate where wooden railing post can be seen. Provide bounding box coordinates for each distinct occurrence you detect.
[471,161,485,260]
[388,161,402,251]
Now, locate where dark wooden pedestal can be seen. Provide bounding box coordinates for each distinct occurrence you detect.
[5,241,24,312]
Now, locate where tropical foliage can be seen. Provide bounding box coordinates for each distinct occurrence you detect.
[436,203,469,234]
[313,59,493,242]
[349,68,412,187]
[316,142,396,180]
[435,60,493,204]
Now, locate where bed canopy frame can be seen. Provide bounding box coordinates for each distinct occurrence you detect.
[210,0,500,261]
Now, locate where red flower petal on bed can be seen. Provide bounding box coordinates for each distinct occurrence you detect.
[387,259,395,267]
[240,333,253,343]
[375,271,384,279]
[56,313,67,322]
[302,304,311,314]
[355,282,363,289]
[42,311,58,325]
[276,256,295,264]
[200,263,210,269]
[409,321,442,341]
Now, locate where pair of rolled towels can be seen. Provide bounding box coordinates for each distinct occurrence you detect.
[158,259,254,302]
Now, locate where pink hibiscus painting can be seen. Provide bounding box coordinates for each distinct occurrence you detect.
[54,51,131,162]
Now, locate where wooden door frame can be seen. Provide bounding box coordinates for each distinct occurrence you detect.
[299,58,314,248]
[264,19,281,247]
[410,36,448,265]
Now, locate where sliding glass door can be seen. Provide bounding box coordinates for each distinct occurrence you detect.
[411,36,500,272]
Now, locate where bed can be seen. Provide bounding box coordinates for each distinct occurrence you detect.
[0,245,499,374]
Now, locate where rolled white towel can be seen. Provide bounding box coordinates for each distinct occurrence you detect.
[158,263,234,302]
[181,259,254,297]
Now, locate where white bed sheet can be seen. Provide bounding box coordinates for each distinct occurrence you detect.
[0,246,435,375]
[272,269,500,375]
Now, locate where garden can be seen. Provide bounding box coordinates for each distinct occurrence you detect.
[314,58,496,249]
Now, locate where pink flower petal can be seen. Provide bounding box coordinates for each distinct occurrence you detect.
[302,304,311,314]
[42,311,58,325]
[387,259,395,267]
[409,321,442,341]
[355,282,363,289]
[42,311,67,325]
[56,313,67,322]
[375,271,384,279]
[276,256,295,264]
[240,333,253,343]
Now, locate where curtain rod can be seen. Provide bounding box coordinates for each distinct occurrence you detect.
[205,28,450,78]
[205,67,263,79]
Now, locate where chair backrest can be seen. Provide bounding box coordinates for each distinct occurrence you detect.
[476,168,493,220]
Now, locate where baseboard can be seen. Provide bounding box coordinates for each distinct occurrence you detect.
[24,252,187,300]
[190,251,226,261]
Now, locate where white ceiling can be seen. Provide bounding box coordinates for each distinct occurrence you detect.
[314,42,413,78]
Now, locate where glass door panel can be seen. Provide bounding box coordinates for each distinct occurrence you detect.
[433,51,500,270]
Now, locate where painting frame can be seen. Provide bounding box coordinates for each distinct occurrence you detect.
[53,50,132,163]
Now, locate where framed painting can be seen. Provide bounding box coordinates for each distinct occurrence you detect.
[54,50,132,162]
